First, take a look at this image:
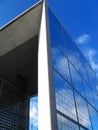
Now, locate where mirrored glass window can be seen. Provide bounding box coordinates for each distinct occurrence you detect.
[69,63,85,96]
[51,46,71,83]
[47,4,98,130]
[83,80,96,108]
[48,7,62,34]
[75,91,92,129]
[63,29,80,72]
[48,17,67,57]
[93,93,98,111]
[88,105,98,130]
[54,71,77,121]
[57,114,79,130]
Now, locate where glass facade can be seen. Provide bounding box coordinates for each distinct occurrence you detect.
[47,4,98,130]
[0,1,98,130]
[0,78,29,130]
[29,96,38,130]
[0,1,42,129]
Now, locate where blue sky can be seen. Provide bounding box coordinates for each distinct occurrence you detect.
[0,0,40,27]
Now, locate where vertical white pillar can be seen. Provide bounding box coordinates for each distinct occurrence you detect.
[38,1,52,130]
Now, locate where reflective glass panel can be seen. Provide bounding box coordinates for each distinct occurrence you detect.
[83,80,96,108]
[75,91,92,130]
[69,62,85,96]
[57,114,79,130]
[88,105,98,130]
[49,19,67,57]
[47,4,98,130]
[63,29,80,72]
[54,71,77,121]
[93,93,98,110]
[51,45,71,83]
[48,7,62,34]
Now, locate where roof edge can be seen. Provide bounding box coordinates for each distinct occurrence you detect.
[0,0,43,31]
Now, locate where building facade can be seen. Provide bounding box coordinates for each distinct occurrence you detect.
[0,0,98,130]
[0,1,43,129]
[45,2,98,130]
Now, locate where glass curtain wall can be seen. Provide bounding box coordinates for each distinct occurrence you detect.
[0,78,29,130]
[46,3,98,130]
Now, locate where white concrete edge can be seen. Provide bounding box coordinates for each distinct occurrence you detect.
[38,1,52,130]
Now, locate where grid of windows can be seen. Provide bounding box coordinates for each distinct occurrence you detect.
[0,78,29,130]
[88,105,98,130]
[54,71,77,121]
[75,91,91,129]
[57,114,79,130]
[47,4,98,130]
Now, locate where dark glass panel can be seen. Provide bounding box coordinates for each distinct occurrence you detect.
[0,79,2,88]
[80,127,88,130]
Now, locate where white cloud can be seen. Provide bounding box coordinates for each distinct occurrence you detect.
[96,86,98,92]
[84,49,97,61]
[76,34,98,82]
[30,103,37,119]
[90,61,98,70]
[84,49,98,71]
[76,34,91,44]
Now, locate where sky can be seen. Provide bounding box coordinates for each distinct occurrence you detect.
[0,0,98,129]
[0,0,40,28]
[29,97,38,130]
